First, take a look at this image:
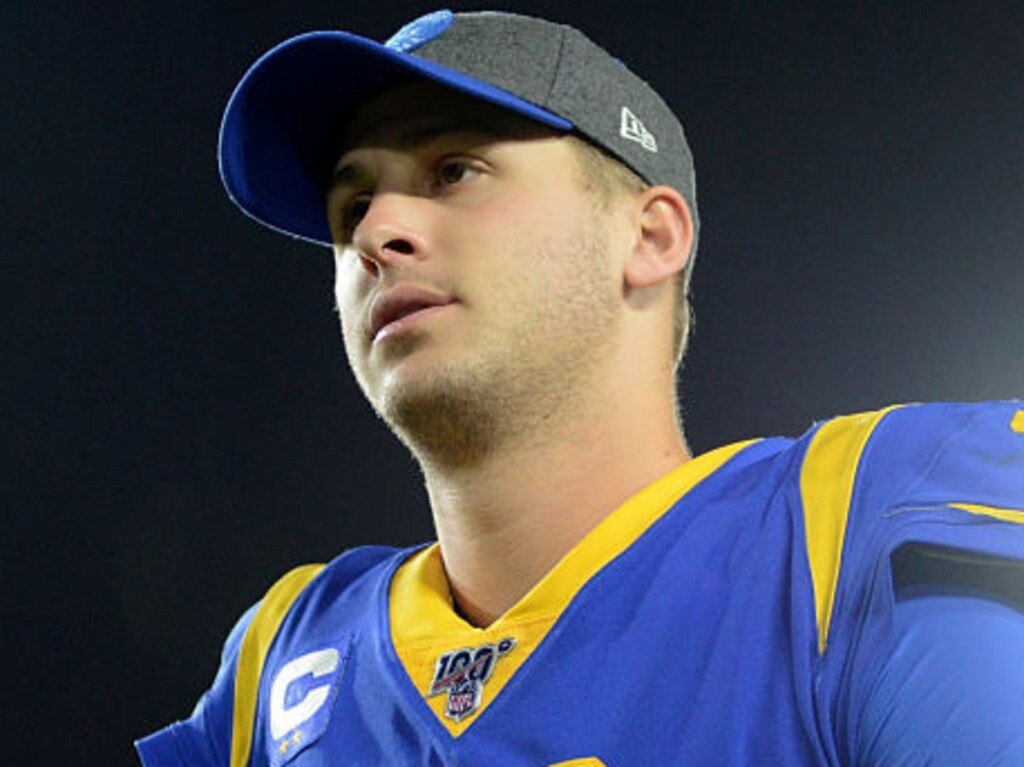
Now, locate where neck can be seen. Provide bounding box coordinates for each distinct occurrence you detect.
[419,371,688,627]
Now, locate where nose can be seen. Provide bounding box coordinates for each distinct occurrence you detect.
[351,193,430,278]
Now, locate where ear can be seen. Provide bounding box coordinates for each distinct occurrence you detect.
[623,186,694,290]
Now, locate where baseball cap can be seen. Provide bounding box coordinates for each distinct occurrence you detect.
[219,9,699,260]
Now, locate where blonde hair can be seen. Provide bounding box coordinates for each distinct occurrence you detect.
[569,136,693,368]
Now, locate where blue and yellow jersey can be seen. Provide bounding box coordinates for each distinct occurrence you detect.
[137,401,1024,766]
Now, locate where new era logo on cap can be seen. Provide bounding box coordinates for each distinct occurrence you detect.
[619,107,657,153]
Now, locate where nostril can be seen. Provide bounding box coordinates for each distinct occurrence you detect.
[359,253,379,278]
[384,238,415,255]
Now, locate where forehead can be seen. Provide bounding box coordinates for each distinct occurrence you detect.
[338,80,559,157]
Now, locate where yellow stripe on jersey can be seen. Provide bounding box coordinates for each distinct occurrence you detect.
[951,503,1024,525]
[800,406,902,654]
[390,440,760,737]
[547,759,607,766]
[1011,410,1024,434]
[231,564,325,767]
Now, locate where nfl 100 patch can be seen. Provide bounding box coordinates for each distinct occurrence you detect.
[427,637,516,722]
[266,637,352,766]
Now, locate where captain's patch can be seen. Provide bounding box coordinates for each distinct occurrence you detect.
[267,638,351,766]
[427,637,516,722]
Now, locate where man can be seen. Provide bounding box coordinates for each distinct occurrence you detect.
[138,10,1024,766]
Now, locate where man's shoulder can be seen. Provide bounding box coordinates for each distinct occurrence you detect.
[228,545,418,672]
[134,545,420,767]
[689,400,1022,498]
[777,400,1024,654]
[683,400,1023,527]
[795,399,1023,508]
[230,546,419,752]
[261,544,419,629]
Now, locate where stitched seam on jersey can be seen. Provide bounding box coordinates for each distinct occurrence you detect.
[230,563,325,767]
[949,503,1024,524]
[801,406,902,654]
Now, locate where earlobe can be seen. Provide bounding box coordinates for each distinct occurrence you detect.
[623,187,693,290]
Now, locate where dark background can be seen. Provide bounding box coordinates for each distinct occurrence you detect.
[4,1,1022,763]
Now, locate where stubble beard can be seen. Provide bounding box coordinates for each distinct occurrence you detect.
[361,217,618,472]
[381,356,506,470]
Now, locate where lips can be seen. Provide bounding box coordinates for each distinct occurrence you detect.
[368,285,455,341]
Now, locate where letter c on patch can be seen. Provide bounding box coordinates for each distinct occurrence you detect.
[270,648,340,739]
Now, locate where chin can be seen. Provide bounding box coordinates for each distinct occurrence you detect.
[375,361,502,467]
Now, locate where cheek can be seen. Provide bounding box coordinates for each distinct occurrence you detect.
[333,247,364,298]
[332,253,368,343]
[456,189,575,264]
[494,192,605,274]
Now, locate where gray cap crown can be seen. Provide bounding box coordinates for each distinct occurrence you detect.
[409,13,697,210]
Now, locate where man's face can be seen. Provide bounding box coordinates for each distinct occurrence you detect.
[328,82,624,463]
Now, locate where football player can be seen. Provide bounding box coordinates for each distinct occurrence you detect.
[138,10,1024,766]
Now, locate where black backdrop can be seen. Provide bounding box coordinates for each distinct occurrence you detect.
[4,1,1023,763]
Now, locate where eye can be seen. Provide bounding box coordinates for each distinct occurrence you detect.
[346,196,371,228]
[435,157,478,188]
[332,194,371,243]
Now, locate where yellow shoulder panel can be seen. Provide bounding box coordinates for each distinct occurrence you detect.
[1011,410,1024,434]
[800,406,901,653]
[231,563,325,767]
[547,760,607,766]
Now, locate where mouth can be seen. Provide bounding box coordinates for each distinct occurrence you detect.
[369,285,456,342]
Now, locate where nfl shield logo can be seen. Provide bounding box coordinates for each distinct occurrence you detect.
[445,678,482,722]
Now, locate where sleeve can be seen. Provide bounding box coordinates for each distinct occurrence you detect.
[857,401,1024,595]
[135,602,259,767]
[134,563,326,767]
[853,592,1024,765]
[799,401,1024,762]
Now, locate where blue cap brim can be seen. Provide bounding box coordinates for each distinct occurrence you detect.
[218,30,573,246]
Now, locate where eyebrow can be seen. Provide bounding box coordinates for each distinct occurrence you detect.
[328,123,502,194]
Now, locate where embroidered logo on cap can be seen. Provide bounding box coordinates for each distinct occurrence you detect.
[386,9,454,52]
[620,107,658,153]
[427,637,516,722]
